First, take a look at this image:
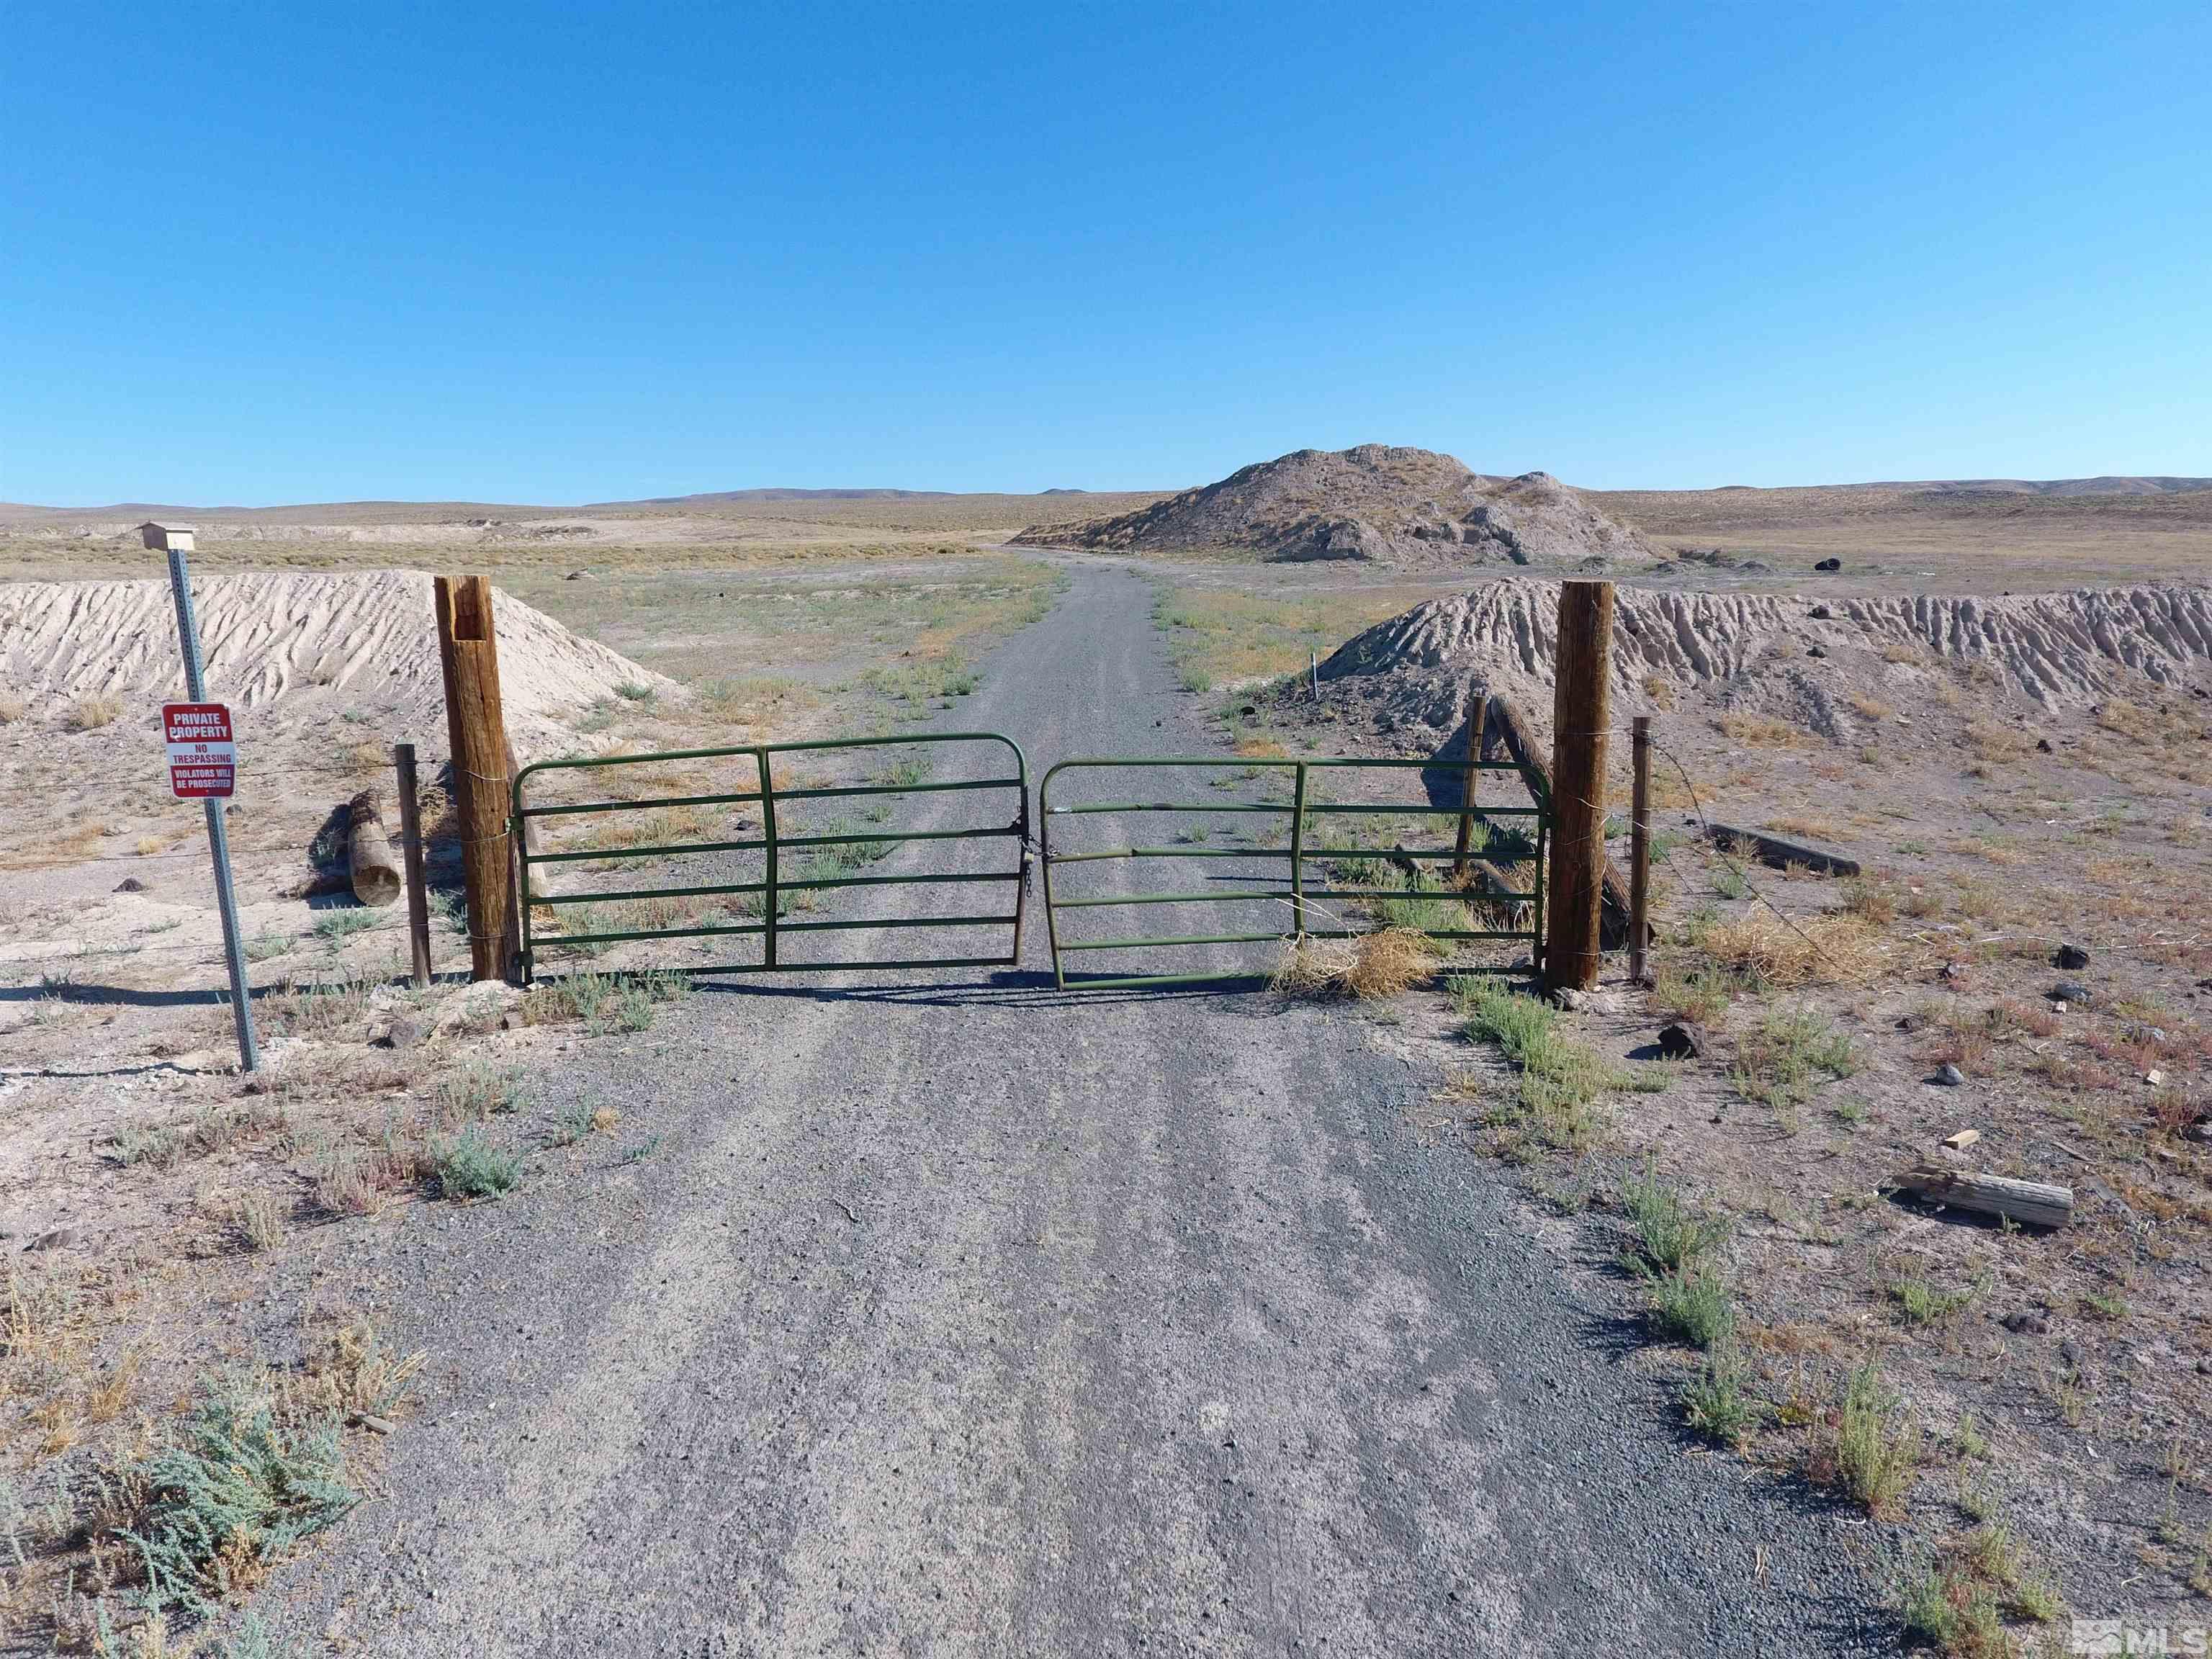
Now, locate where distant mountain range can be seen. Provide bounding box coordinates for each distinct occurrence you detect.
[1797,477,2212,497]
[2,476,2203,521]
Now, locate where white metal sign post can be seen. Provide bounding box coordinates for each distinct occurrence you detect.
[143,523,259,1072]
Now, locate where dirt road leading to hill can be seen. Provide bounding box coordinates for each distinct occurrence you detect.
[268,564,1884,1656]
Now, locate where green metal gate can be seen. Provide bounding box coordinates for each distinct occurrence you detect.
[512,732,1029,982]
[1038,753,1547,991]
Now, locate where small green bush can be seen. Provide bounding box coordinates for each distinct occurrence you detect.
[1646,1263,1735,1349]
[1681,1346,1761,1448]
[1622,1165,1732,1275]
[436,1056,526,1123]
[1456,981,1633,1152]
[120,1383,357,1615]
[1831,1362,1919,1514]
[311,907,378,947]
[431,1129,522,1200]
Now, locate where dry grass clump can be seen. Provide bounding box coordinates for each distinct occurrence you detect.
[65,691,125,732]
[1964,719,2033,767]
[1272,927,1438,999]
[1714,711,1812,748]
[1694,909,1884,987]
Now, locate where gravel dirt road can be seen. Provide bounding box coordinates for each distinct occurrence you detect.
[269,564,1887,1656]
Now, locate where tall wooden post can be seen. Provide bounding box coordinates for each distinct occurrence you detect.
[394,742,433,991]
[433,576,515,982]
[1543,580,1613,993]
[1629,716,1652,986]
[1452,693,1488,881]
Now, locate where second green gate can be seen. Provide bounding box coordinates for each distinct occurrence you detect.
[1038,752,1548,990]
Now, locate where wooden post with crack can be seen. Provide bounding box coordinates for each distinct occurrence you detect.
[433,575,517,982]
[1543,580,1613,993]
[1629,715,1651,986]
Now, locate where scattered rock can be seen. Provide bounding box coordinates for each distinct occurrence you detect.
[2036,738,2054,753]
[1814,557,1841,572]
[2053,943,2090,970]
[564,570,594,580]
[1655,1022,1709,1060]
[1550,986,1622,1014]
[2002,1309,2050,1336]
[1940,961,1965,983]
[23,1225,78,1252]
[1896,1012,1926,1033]
[2187,1118,2212,1145]
[431,981,524,1038]
[114,876,148,894]
[1806,644,1827,659]
[2049,981,2092,1004]
[1808,603,1832,620]
[1931,1064,1966,1087]
[376,1012,425,1051]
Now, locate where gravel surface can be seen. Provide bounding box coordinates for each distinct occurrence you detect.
[266,564,1889,1655]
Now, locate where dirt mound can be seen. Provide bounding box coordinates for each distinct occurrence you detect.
[0,570,675,745]
[1316,579,2212,747]
[1013,445,1659,567]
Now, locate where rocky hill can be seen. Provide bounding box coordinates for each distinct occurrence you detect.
[1012,445,1658,567]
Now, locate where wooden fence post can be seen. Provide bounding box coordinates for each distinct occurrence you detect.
[1543,580,1614,993]
[1629,716,1651,986]
[433,575,516,983]
[1453,693,1488,881]
[394,742,433,991]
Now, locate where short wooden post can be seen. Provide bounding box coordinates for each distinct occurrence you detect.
[1543,580,1614,993]
[394,743,432,990]
[1629,716,1651,985]
[1452,694,1488,881]
[433,576,516,982]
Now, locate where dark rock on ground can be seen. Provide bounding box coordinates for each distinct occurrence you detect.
[2054,943,2090,969]
[1814,557,1841,572]
[1932,1064,1966,1087]
[2050,981,2092,1003]
[114,876,148,893]
[1656,1022,1709,1060]
[378,1012,426,1051]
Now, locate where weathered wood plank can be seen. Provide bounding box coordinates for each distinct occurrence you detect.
[1706,821,1861,878]
[1892,1164,2073,1228]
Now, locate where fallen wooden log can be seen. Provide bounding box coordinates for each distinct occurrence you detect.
[1705,821,1861,878]
[349,789,403,907]
[1473,693,1642,950]
[1890,1164,2073,1228]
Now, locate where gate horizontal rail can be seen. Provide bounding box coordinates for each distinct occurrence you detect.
[513,732,1029,981]
[1040,753,1548,991]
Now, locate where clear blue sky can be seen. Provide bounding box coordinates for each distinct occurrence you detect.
[3,1,2206,505]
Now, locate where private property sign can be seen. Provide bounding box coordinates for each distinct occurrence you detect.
[163,701,236,799]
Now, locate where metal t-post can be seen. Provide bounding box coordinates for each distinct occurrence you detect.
[167,547,259,1071]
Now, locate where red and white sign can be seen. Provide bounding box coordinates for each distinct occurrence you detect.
[163,701,236,799]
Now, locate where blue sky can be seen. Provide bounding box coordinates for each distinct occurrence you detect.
[2,1,2206,504]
